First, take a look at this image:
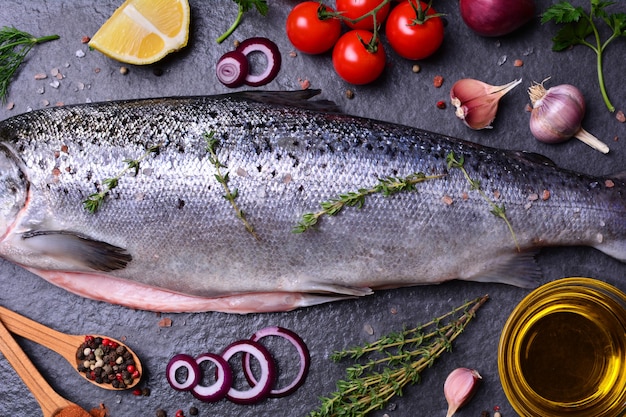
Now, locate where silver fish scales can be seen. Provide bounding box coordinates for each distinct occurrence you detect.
[0,90,623,313]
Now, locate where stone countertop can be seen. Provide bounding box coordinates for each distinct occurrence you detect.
[0,1,624,416]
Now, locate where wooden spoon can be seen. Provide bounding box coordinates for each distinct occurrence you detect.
[0,316,91,417]
[0,305,142,390]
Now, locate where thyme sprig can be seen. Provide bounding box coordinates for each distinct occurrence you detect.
[308,295,489,417]
[293,172,442,233]
[446,152,519,251]
[83,144,160,213]
[0,26,59,102]
[204,132,258,240]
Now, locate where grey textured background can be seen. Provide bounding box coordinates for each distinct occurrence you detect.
[0,1,624,416]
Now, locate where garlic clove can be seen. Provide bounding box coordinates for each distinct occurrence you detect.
[444,367,482,417]
[450,78,522,129]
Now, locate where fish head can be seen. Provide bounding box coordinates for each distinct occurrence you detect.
[0,145,28,239]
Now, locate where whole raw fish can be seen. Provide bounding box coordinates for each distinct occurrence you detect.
[0,90,623,313]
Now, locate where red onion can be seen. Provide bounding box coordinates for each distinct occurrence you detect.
[244,326,310,397]
[459,0,536,37]
[192,353,233,402]
[216,50,249,88]
[236,37,282,87]
[166,354,201,391]
[221,340,276,404]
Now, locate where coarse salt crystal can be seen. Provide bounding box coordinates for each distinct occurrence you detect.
[75,49,86,58]
[49,80,60,89]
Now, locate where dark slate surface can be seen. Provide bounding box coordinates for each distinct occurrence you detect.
[0,1,624,416]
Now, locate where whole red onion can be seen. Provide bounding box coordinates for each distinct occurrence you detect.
[459,0,536,37]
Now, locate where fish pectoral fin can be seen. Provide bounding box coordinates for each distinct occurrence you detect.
[20,230,132,272]
[302,282,373,297]
[465,251,541,289]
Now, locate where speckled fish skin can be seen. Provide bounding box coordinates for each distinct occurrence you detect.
[0,91,624,313]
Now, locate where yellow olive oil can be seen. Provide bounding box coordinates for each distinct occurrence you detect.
[499,278,626,417]
[520,310,620,403]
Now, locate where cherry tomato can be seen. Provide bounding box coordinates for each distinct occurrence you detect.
[332,30,386,85]
[286,2,342,54]
[335,0,391,30]
[385,0,444,60]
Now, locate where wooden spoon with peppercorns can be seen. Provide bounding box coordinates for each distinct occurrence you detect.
[0,305,142,391]
[0,316,92,417]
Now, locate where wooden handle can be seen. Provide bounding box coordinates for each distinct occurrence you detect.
[0,305,83,363]
[0,316,73,417]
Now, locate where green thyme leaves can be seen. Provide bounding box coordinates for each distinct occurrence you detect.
[204,132,258,240]
[446,151,519,250]
[308,295,489,417]
[83,144,160,213]
[293,172,442,233]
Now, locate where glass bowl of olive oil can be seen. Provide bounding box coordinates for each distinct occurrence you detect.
[499,277,626,417]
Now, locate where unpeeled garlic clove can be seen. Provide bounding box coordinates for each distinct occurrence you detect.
[450,78,522,129]
[444,367,482,417]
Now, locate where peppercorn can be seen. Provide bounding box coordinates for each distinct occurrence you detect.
[436,100,446,109]
[189,407,198,416]
[156,409,167,417]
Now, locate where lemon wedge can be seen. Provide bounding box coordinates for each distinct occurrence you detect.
[88,0,190,65]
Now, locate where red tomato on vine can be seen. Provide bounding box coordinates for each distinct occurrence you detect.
[332,29,386,85]
[335,0,391,30]
[385,0,444,60]
[286,1,342,54]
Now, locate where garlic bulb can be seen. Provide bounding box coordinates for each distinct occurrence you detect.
[444,367,482,417]
[450,78,522,129]
[528,81,609,154]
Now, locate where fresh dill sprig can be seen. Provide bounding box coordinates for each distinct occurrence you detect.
[308,295,489,417]
[204,132,258,240]
[83,144,160,213]
[446,152,519,250]
[293,172,443,233]
[0,26,59,102]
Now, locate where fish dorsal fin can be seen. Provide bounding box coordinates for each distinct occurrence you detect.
[20,230,132,271]
[509,150,557,167]
[228,90,342,113]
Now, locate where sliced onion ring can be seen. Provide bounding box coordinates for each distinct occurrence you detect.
[236,37,282,87]
[221,340,276,404]
[191,353,233,402]
[216,50,249,88]
[244,326,310,397]
[166,353,201,391]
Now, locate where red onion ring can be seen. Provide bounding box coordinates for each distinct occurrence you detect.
[236,37,282,87]
[192,353,233,402]
[166,354,201,391]
[221,340,276,404]
[244,326,310,397]
[216,50,249,88]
